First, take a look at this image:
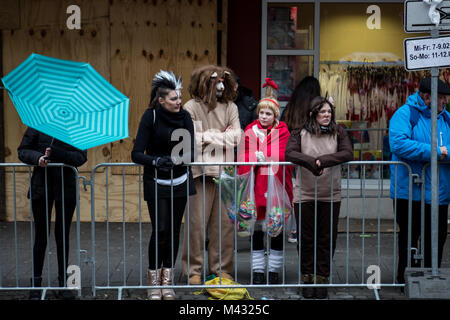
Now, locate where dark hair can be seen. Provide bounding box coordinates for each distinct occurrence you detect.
[303,96,338,136]
[149,70,182,109]
[283,76,321,131]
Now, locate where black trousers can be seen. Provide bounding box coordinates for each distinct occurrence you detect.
[32,197,76,279]
[294,201,341,277]
[394,199,449,283]
[147,196,187,269]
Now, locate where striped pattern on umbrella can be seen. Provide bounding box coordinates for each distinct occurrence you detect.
[1,53,129,150]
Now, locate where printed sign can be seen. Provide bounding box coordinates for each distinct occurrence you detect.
[405,0,450,32]
[404,35,450,70]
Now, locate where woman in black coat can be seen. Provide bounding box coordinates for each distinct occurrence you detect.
[18,128,87,299]
[131,70,196,300]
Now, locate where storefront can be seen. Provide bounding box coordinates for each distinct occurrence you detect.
[229,0,449,178]
[0,0,448,221]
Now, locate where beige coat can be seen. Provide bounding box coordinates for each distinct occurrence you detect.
[183,98,241,178]
[295,130,341,202]
[285,126,353,203]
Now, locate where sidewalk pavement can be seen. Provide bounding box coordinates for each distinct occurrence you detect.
[0,219,449,300]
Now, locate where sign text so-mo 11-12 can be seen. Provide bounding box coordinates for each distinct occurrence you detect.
[404,35,450,71]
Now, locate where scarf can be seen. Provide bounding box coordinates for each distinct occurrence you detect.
[320,125,329,134]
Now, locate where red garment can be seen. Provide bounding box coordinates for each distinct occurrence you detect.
[237,119,293,220]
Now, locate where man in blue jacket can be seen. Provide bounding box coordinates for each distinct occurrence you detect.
[389,77,450,285]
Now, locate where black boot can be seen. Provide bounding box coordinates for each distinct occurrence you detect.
[301,274,315,299]
[269,272,279,284]
[55,276,76,300]
[253,272,265,285]
[29,277,42,300]
[314,275,329,299]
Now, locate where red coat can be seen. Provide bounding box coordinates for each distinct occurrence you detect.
[237,119,293,220]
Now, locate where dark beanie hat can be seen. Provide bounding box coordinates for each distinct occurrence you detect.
[419,77,450,95]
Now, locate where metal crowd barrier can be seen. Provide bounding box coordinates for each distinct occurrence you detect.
[85,161,417,300]
[0,163,82,300]
[3,160,446,300]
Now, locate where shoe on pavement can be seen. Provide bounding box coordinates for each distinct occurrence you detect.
[253,272,265,284]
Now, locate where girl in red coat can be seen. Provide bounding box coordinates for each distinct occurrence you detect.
[238,79,293,284]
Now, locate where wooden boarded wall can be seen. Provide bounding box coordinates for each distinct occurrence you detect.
[109,0,220,173]
[1,0,227,222]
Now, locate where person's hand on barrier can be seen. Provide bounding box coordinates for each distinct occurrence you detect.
[153,156,175,171]
[440,146,448,160]
[38,147,51,167]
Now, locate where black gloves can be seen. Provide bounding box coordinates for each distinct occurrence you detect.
[153,156,175,169]
[151,155,184,172]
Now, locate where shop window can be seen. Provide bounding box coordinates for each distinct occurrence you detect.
[263,2,316,105]
[263,1,450,181]
[319,2,449,180]
[267,55,314,102]
[267,4,314,50]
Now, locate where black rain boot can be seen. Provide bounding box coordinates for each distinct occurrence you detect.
[29,277,42,300]
[252,272,265,285]
[268,272,279,284]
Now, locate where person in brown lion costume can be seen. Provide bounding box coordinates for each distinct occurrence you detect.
[182,65,241,284]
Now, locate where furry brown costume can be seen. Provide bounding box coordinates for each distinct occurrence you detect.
[182,64,241,282]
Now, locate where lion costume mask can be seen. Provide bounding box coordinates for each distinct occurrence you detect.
[188,65,236,110]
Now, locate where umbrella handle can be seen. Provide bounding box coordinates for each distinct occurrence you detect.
[43,138,55,160]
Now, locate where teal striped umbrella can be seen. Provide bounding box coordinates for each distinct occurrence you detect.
[1,53,129,150]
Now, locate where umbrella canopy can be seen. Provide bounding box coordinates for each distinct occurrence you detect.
[1,53,129,150]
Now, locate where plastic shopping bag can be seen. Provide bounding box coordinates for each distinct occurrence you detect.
[264,172,292,237]
[213,167,256,237]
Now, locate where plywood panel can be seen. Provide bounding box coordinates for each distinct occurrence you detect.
[110,0,218,173]
[3,0,227,222]
[2,17,111,172]
[0,0,20,30]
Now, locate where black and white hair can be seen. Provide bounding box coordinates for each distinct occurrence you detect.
[149,70,182,108]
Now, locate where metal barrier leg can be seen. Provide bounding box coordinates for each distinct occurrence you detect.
[373,287,380,300]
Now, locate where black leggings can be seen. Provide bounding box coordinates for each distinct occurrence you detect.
[252,231,284,251]
[32,198,76,279]
[147,197,187,269]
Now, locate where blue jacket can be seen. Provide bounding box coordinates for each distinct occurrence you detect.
[389,92,450,204]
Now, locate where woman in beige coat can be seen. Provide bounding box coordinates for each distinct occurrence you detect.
[285,96,353,299]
